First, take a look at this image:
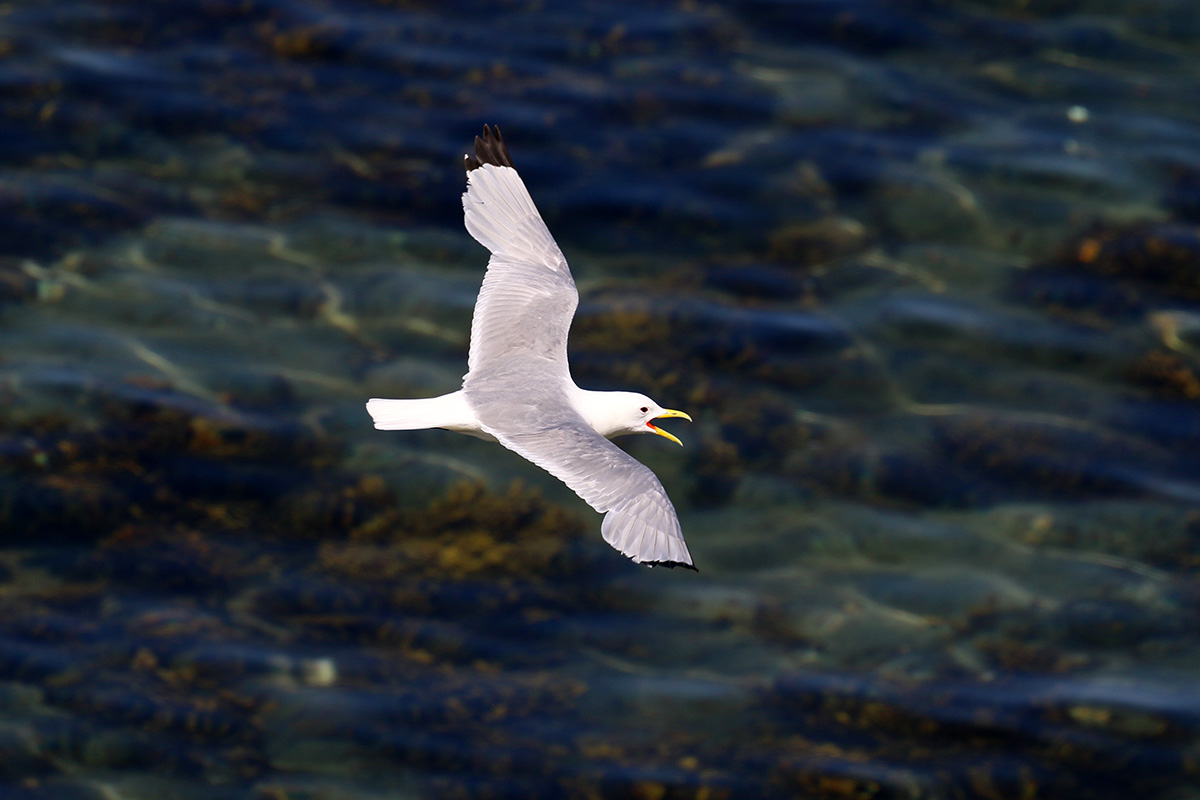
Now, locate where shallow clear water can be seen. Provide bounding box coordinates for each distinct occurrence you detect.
[2,1,1200,798]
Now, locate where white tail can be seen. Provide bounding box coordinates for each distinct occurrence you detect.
[365,391,480,434]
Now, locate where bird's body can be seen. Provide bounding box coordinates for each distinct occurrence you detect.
[368,387,678,443]
[367,126,695,570]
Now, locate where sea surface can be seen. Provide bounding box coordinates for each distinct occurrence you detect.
[2,1,1200,798]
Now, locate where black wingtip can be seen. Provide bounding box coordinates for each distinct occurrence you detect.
[464,124,515,172]
[643,560,699,572]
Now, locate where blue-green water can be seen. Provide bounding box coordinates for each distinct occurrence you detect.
[2,1,1200,798]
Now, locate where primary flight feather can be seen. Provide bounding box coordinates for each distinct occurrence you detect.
[367,125,695,570]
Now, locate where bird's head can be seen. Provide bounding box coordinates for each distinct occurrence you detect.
[597,392,692,445]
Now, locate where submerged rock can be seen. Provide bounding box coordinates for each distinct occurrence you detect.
[1014,222,1200,321]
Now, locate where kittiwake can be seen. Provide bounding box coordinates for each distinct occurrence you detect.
[367,125,695,570]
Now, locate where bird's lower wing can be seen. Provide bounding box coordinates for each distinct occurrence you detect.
[481,418,694,570]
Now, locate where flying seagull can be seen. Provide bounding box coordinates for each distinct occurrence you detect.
[366,125,696,570]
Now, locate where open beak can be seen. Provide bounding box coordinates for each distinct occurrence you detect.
[646,409,692,446]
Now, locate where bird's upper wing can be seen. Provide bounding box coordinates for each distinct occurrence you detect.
[461,125,576,380]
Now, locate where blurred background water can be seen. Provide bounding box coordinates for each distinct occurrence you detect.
[1,0,1200,798]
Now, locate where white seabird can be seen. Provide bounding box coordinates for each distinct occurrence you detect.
[367,125,696,570]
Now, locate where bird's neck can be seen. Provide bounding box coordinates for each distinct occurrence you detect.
[571,388,628,439]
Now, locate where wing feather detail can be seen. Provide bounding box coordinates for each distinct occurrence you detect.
[480,420,695,569]
[462,128,566,273]
[461,127,575,379]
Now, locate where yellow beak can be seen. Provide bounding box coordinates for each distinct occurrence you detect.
[647,409,692,446]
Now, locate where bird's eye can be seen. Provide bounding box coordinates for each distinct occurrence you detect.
[640,406,648,413]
